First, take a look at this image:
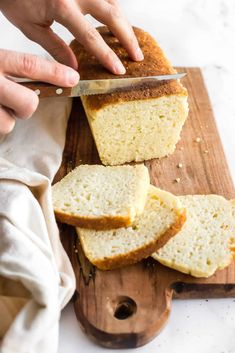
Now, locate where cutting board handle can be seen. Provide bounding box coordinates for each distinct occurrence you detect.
[68,232,174,348]
[73,288,173,348]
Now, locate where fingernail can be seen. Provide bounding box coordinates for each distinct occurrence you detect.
[114,60,126,75]
[135,47,144,61]
[67,69,80,85]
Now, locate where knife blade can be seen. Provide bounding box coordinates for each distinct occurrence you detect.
[18,73,186,99]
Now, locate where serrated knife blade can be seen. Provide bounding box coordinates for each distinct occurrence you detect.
[17,73,186,99]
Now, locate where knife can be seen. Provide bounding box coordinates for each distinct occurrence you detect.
[17,73,186,98]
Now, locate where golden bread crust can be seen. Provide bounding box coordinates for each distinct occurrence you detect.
[70,26,187,111]
[54,210,132,230]
[84,208,187,270]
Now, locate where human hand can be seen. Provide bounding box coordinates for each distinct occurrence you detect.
[0,0,143,75]
[0,49,79,134]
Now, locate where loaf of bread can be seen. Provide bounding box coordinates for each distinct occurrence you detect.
[76,185,186,270]
[52,164,149,229]
[152,195,235,278]
[71,27,188,166]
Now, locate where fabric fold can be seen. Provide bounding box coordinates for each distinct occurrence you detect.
[0,97,75,353]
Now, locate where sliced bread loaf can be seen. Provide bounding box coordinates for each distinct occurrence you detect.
[71,27,188,166]
[76,185,186,270]
[52,164,149,229]
[152,195,235,278]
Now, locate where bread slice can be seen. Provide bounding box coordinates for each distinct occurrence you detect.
[52,164,149,229]
[152,195,235,278]
[70,27,188,166]
[76,185,186,270]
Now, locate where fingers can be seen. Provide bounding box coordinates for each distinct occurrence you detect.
[56,4,126,75]
[87,0,144,61]
[0,49,79,87]
[23,25,78,70]
[0,106,15,135]
[0,76,39,119]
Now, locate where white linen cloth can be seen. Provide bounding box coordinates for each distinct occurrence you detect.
[0,97,76,353]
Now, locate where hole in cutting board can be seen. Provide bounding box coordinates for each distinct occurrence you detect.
[113,296,137,320]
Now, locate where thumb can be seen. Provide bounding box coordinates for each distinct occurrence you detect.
[23,25,78,70]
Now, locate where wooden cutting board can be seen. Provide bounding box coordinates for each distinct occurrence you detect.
[54,67,235,349]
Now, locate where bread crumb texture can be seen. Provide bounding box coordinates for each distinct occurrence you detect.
[84,96,188,165]
[152,195,235,277]
[77,185,186,270]
[52,164,149,229]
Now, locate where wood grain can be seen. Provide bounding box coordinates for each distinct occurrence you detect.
[54,68,235,348]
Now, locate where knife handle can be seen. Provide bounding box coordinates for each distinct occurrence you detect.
[20,81,73,98]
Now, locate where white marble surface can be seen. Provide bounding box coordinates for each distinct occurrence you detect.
[1,0,235,352]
